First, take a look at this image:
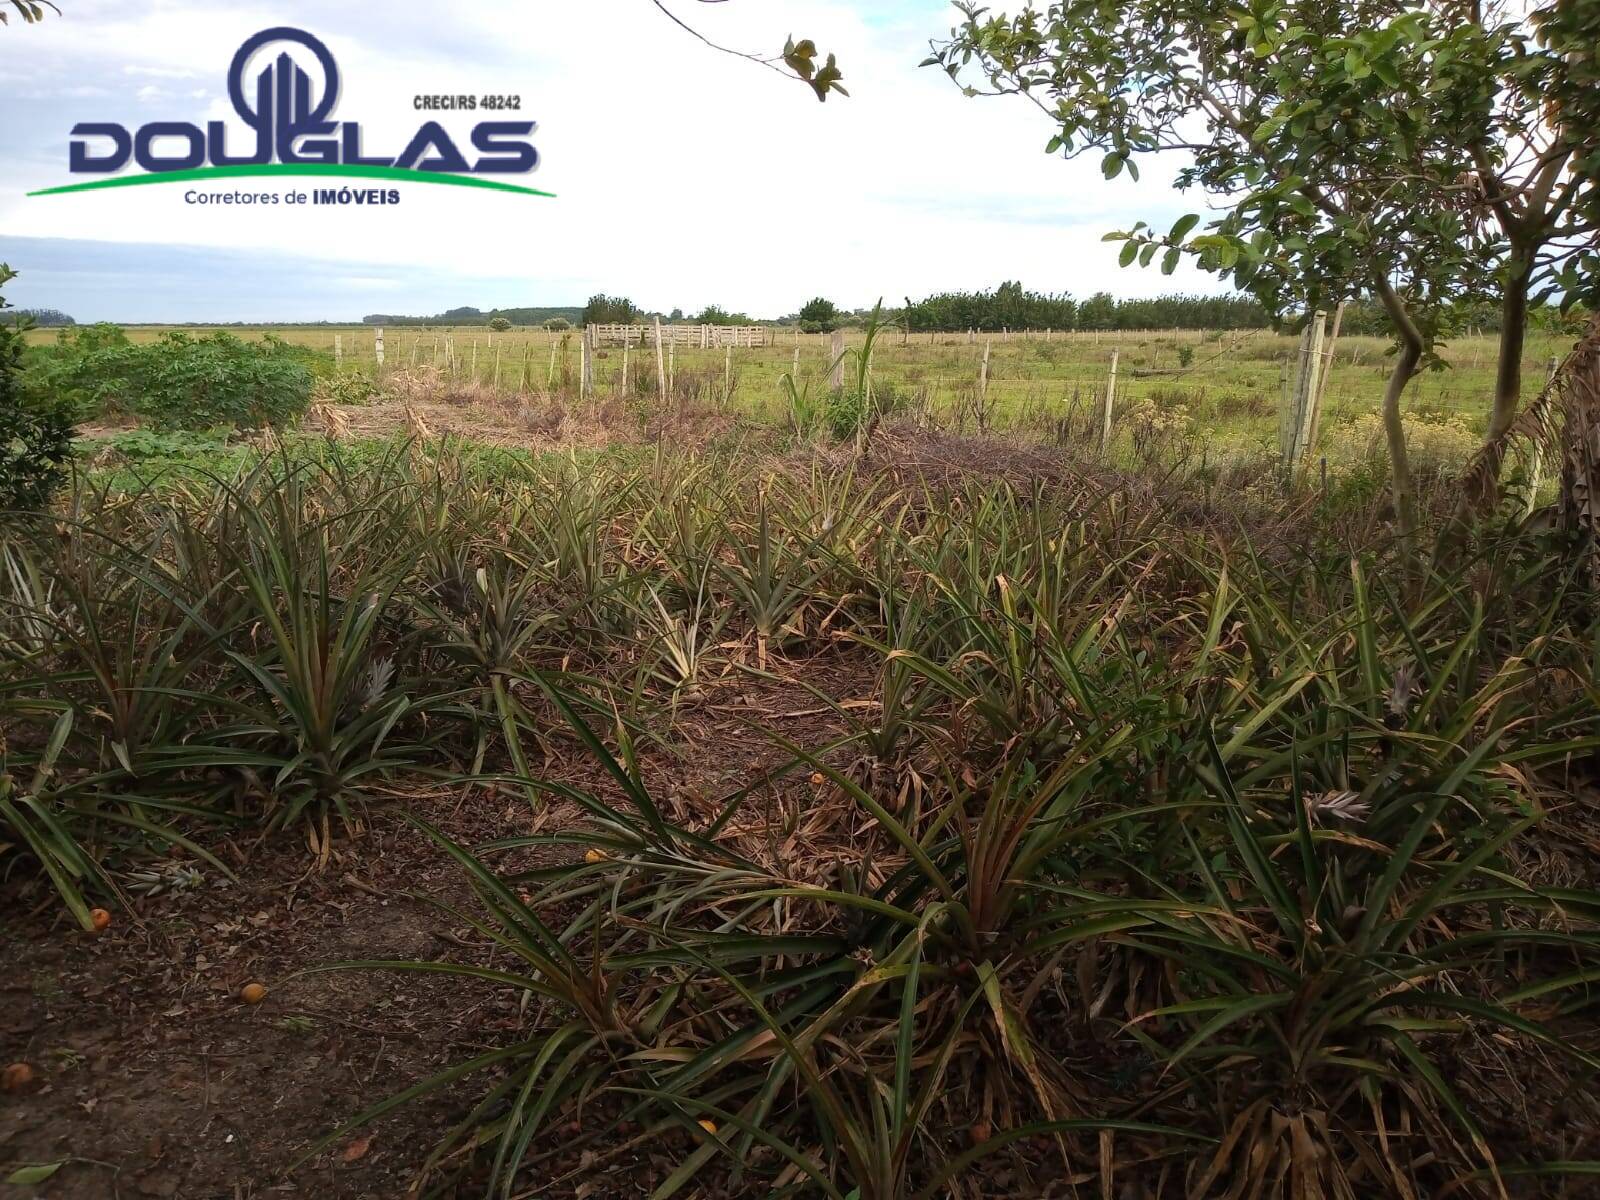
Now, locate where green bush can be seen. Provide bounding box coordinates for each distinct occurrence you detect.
[20,323,140,419]
[130,333,312,431]
[487,316,512,332]
[0,265,75,512]
[26,328,313,432]
[798,295,841,333]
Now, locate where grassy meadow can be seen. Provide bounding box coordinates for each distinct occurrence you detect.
[33,321,1570,460]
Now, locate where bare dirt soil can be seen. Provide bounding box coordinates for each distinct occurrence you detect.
[1,655,875,1199]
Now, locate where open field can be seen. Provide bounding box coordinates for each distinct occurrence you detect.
[28,322,1573,458]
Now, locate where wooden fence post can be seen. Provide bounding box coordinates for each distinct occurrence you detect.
[979,339,992,416]
[724,343,733,404]
[1299,302,1345,467]
[547,343,558,387]
[374,327,385,367]
[829,330,846,391]
[1287,311,1327,473]
[580,329,593,397]
[668,342,676,395]
[334,333,343,365]
[621,342,630,395]
[1100,349,1119,454]
[653,316,667,397]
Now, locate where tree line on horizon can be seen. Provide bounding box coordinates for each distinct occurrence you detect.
[354,284,1583,337]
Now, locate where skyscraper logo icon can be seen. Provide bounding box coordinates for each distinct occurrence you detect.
[229,27,343,142]
[32,26,552,199]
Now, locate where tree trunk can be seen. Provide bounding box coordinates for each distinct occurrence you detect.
[1381,339,1423,544]
[1461,250,1534,514]
[1373,278,1424,545]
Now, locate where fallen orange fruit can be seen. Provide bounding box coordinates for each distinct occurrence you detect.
[1,1063,34,1091]
[89,908,112,933]
[240,982,268,1005]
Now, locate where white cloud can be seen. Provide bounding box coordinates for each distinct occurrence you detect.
[124,64,199,80]
[0,0,1220,318]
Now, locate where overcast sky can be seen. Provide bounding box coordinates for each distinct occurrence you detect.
[0,1,1218,322]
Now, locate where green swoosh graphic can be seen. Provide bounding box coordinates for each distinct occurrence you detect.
[28,163,555,197]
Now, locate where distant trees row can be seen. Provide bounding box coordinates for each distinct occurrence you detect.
[3,308,75,328]
[902,281,1081,332]
[903,286,1583,336]
[901,284,1271,332]
[362,306,584,328]
[364,291,1586,337]
[583,297,754,327]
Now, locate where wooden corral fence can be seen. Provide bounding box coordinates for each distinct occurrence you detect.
[587,324,770,349]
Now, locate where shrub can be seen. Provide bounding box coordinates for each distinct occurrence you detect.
[798,296,841,333]
[487,316,512,332]
[0,264,75,512]
[542,317,571,332]
[132,333,311,431]
[581,294,636,325]
[696,303,752,326]
[315,370,379,407]
[20,323,140,419]
[24,328,314,432]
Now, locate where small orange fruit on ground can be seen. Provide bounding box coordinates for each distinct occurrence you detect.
[89,908,112,933]
[239,982,268,1005]
[696,1118,718,1136]
[2,1063,35,1091]
[584,848,608,864]
[809,772,825,787]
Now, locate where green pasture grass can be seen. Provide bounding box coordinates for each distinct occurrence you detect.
[29,321,1569,457]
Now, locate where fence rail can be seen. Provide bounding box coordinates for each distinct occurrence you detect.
[587,324,770,349]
